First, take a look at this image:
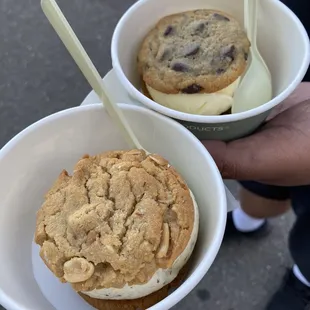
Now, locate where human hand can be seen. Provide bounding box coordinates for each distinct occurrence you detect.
[202,83,310,186]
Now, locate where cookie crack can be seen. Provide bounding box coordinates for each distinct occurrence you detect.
[84,178,91,204]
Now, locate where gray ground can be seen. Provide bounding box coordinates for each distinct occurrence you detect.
[0,0,295,309]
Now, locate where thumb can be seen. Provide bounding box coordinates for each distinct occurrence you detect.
[202,134,267,181]
[203,100,310,186]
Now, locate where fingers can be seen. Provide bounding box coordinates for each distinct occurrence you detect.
[203,133,267,181]
[202,120,294,182]
[204,98,310,185]
[204,125,310,186]
[268,82,310,120]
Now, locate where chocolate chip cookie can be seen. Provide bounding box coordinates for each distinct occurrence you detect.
[137,9,250,94]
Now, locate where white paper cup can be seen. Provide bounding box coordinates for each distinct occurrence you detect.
[0,104,226,310]
[111,0,310,141]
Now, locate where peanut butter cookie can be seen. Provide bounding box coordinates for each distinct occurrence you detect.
[35,150,197,299]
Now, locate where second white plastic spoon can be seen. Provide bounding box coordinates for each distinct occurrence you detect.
[232,0,272,114]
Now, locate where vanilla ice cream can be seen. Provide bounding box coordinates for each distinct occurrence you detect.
[82,190,199,300]
[147,77,241,115]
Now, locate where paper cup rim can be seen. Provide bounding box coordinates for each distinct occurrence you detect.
[0,104,227,310]
[111,0,310,124]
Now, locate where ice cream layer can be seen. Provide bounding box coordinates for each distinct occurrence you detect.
[147,77,241,115]
[82,190,199,300]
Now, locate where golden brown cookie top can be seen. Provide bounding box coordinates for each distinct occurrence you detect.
[35,150,195,292]
[138,9,250,94]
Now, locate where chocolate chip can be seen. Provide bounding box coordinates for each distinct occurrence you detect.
[221,45,236,61]
[182,84,203,94]
[216,68,225,75]
[171,62,189,72]
[164,25,173,36]
[182,43,200,57]
[244,52,249,61]
[213,13,230,21]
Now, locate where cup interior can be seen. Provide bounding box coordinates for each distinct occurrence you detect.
[0,104,226,310]
[112,0,309,120]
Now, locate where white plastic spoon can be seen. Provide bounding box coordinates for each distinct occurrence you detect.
[232,0,272,114]
[41,0,143,151]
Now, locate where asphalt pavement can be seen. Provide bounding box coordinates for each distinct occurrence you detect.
[0,1,295,309]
